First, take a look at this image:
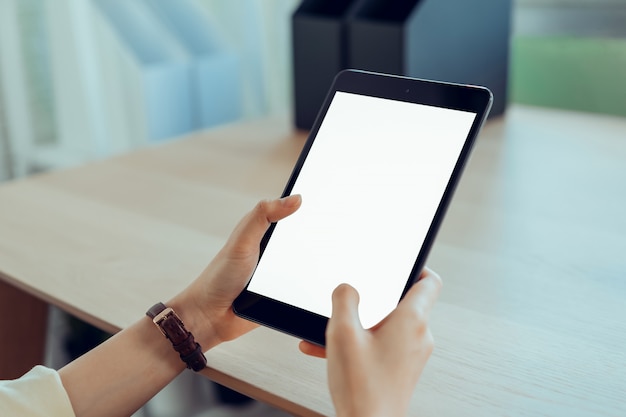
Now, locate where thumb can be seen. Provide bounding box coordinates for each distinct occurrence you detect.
[227,195,302,251]
[329,284,363,331]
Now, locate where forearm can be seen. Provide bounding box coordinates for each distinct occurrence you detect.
[56,196,300,417]
[59,299,219,417]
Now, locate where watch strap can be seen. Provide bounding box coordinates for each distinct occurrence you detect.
[146,302,207,372]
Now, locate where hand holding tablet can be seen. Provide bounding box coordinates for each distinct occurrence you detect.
[302,268,442,417]
[233,69,492,346]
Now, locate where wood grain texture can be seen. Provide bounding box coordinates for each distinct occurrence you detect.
[0,107,624,416]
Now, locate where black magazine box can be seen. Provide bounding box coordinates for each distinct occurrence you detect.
[346,0,512,117]
[292,0,511,129]
[292,0,359,129]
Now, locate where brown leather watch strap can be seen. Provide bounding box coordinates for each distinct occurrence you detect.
[146,302,207,372]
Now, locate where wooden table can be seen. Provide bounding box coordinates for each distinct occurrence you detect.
[1,105,625,416]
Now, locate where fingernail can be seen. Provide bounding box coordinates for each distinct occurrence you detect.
[280,194,301,206]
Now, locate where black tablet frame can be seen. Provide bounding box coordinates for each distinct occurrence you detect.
[233,69,492,346]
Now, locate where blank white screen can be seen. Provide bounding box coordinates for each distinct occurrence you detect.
[248,92,476,328]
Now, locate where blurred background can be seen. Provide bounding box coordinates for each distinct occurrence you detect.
[0,0,624,416]
[1,0,625,183]
[0,0,297,182]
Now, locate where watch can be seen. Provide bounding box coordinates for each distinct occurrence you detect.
[146,302,207,372]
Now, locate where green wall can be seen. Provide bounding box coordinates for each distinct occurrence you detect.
[510,37,626,117]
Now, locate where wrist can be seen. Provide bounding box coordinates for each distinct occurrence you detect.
[165,295,222,352]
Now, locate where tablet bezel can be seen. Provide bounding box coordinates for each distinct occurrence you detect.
[233,69,493,346]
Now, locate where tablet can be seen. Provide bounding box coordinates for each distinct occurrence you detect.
[233,69,492,346]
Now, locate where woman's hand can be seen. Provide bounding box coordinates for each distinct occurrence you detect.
[300,268,442,417]
[170,195,302,349]
[59,196,302,417]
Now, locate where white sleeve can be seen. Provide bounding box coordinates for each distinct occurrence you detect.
[0,365,75,417]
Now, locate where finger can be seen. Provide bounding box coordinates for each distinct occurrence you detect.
[229,195,302,248]
[399,268,442,320]
[257,194,302,224]
[420,266,437,281]
[298,340,327,358]
[407,266,434,286]
[329,284,363,331]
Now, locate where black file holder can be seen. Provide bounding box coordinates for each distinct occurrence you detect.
[346,0,512,117]
[292,0,512,128]
[291,0,359,130]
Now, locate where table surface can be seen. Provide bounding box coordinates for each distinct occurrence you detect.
[0,105,625,416]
